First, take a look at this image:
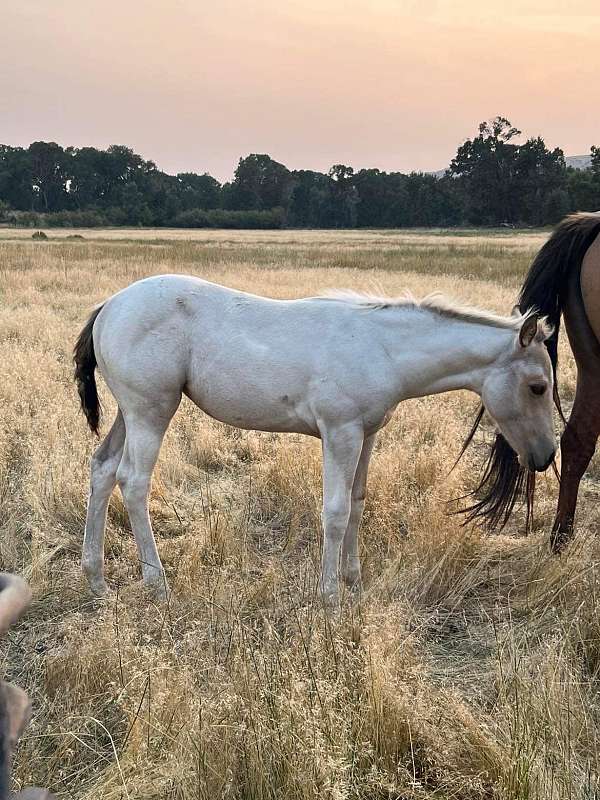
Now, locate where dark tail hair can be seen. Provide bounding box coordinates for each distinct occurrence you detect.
[456,212,600,532]
[73,305,104,435]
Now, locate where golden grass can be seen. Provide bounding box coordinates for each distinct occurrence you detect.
[2,229,600,799]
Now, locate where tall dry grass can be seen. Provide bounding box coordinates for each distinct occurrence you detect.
[1,229,600,799]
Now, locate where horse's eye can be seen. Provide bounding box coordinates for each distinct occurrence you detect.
[530,383,547,396]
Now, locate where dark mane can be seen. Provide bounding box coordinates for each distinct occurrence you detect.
[453,416,535,533]
[455,213,600,532]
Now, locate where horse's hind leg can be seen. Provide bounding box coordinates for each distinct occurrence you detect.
[82,410,125,596]
[116,398,180,600]
[551,372,600,552]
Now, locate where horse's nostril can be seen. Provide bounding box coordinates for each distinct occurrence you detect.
[545,452,556,470]
[535,452,555,472]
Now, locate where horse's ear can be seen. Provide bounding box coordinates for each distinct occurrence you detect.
[519,314,539,347]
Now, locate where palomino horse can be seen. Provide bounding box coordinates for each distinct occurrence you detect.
[74,279,556,604]
[460,212,600,550]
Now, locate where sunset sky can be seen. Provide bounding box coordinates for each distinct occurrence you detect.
[2,0,599,181]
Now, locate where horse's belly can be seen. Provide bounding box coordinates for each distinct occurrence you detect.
[581,233,600,344]
[185,380,319,436]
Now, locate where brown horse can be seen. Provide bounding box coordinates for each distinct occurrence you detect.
[460,212,600,550]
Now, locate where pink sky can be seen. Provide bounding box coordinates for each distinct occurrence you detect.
[1,0,599,181]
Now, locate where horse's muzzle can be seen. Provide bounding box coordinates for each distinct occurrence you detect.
[528,450,556,472]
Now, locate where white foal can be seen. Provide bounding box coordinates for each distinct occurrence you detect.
[74,276,556,605]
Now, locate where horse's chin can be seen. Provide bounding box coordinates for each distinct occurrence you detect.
[517,454,535,473]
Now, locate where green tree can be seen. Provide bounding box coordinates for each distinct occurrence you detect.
[591,145,600,178]
[353,169,390,227]
[177,173,221,210]
[326,165,358,227]
[513,138,566,224]
[227,154,293,211]
[450,117,522,224]
[0,199,12,221]
[0,146,34,209]
[288,170,330,227]
[68,146,114,208]
[28,141,69,211]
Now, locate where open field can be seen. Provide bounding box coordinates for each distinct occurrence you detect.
[2,229,600,799]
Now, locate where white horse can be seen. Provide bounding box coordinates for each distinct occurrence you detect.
[74,275,556,604]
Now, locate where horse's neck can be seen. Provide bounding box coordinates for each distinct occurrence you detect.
[382,311,514,399]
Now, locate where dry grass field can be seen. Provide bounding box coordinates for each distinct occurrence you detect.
[2,228,600,799]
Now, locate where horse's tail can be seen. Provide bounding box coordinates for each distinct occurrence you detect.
[457,211,600,532]
[73,305,104,436]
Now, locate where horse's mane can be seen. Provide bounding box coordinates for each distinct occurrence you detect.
[321,289,551,335]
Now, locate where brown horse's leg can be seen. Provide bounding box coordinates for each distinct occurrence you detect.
[550,373,600,552]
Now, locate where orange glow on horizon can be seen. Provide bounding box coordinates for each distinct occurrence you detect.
[1,0,599,180]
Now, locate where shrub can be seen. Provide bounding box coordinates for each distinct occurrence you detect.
[172,207,285,229]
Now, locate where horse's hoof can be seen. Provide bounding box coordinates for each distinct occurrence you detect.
[144,578,171,603]
[88,577,111,598]
[550,524,573,555]
[347,586,363,605]
[342,573,362,593]
[154,586,171,604]
[319,588,340,613]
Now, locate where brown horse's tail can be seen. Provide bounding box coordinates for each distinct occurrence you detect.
[73,305,104,436]
[456,212,600,532]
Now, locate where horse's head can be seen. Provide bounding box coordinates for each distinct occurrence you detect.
[454,313,557,531]
[481,313,556,472]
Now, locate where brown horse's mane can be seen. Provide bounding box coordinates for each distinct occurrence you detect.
[455,212,600,533]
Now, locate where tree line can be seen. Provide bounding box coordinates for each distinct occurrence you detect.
[1,118,599,229]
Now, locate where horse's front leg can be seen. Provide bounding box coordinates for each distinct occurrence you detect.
[551,374,600,552]
[341,433,376,593]
[319,424,364,607]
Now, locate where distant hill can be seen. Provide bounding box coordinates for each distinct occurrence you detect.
[565,154,592,170]
[430,154,592,179]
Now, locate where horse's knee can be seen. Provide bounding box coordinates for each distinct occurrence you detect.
[351,486,367,504]
[90,450,118,491]
[116,468,150,507]
[116,467,147,503]
[322,499,351,538]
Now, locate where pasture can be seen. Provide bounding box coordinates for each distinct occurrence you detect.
[1,228,600,799]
